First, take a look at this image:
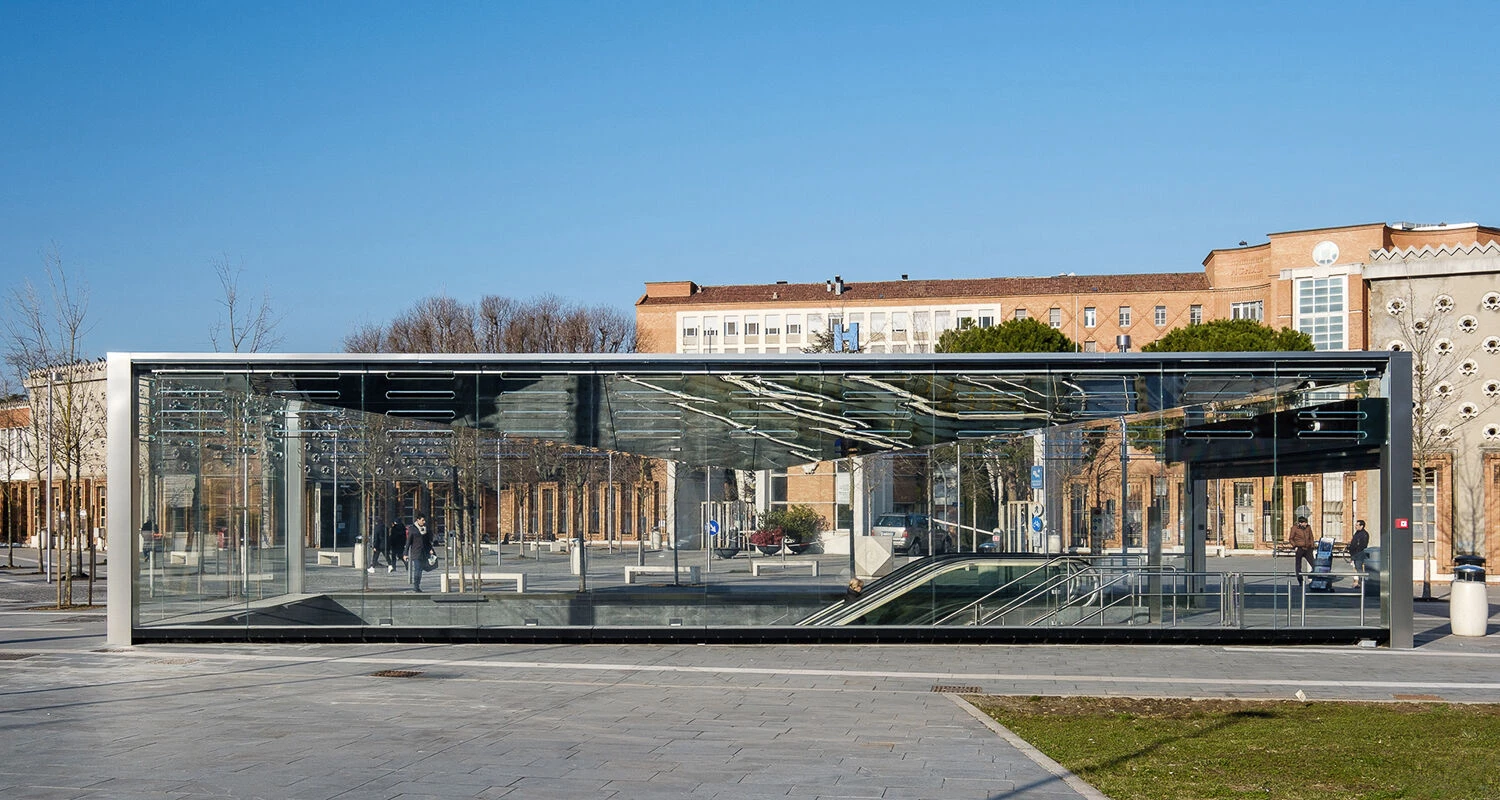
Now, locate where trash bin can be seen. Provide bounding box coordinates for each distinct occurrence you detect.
[1450,558,1488,637]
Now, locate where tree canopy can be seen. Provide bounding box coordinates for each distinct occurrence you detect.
[935,317,1078,353]
[344,293,638,354]
[1140,318,1314,352]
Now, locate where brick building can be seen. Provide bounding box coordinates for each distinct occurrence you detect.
[636,221,1500,575]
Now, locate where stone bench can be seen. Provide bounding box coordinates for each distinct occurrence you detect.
[439,572,527,593]
[316,550,353,567]
[624,565,702,584]
[751,559,819,577]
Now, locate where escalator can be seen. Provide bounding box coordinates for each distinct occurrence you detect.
[799,553,1095,626]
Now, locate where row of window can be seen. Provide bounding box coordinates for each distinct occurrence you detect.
[681,303,1217,341]
[678,280,1348,351]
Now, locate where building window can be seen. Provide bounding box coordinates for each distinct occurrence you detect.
[1083,341,1097,352]
[891,311,908,335]
[1084,307,1097,328]
[785,314,802,336]
[1049,308,1062,328]
[744,321,760,336]
[682,316,699,340]
[1154,305,1167,326]
[1013,308,1028,321]
[933,311,951,332]
[1295,277,1346,350]
[724,320,738,336]
[1118,306,1132,328]
[1189,305,1203,325]
[977,309,996,328]
[1231,300,1264,322]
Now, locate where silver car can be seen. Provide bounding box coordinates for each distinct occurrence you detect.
[871,513,951,556]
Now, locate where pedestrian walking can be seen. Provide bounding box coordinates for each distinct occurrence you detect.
[405,514,433,592]
[1288,516,1316,583]
[366,522,387,572]
[1348,519,1370,587]
[386,520,406,573]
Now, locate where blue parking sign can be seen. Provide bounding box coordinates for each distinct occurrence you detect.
[1030,465,1044,489]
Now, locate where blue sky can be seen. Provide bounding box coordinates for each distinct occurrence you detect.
[2,1,1496,353]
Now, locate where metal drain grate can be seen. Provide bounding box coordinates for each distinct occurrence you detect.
[0,652,38,661]
[148,657,199,665]
[931,685,983,694]
[370,669,423,678]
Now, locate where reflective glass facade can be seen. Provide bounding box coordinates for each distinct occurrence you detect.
[106,352,1414,646]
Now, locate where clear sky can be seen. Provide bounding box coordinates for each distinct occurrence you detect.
[2,1,1496,354]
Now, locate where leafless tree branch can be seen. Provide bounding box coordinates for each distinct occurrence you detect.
[210,254,283,353]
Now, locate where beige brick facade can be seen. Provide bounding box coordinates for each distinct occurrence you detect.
[636,221,1500,569]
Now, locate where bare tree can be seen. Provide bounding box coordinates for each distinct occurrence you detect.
[347,293,638,355]
[210,254,283,353]
[3,247,102,606]
[0,372,23,568]
[386,295,478,353]
[341,322,387,354]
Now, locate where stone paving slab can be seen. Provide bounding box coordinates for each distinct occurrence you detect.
[1,559,1497,800]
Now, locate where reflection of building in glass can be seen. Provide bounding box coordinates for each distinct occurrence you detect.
[636,221,1500,575]
[106,351,1413,647]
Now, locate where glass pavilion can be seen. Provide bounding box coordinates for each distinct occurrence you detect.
[105,351,1414,647]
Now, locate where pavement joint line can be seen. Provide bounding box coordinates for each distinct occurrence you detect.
[944,693,1113,800]
[31,647,1500,694]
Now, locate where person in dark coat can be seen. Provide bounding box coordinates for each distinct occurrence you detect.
[385,520,406,573]
[405,514,433,592]
[367,522,387,572]
[1348,519,1371,587]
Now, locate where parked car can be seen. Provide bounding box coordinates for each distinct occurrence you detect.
[871,513,951,556]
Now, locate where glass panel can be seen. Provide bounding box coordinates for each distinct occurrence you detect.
[125,353,1400,641]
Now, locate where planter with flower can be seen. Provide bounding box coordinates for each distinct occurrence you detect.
[748,505,825,556]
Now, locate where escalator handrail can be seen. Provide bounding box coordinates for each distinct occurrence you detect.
[797,554,973,625]
[801,554,1078,627]
[931,559,1088,625]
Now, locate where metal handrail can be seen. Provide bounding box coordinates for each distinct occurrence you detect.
[932,559,1087,625]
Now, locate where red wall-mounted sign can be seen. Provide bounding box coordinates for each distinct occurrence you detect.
[1394,518,1410,529]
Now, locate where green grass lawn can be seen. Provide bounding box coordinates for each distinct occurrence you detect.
[970,696,1500,800]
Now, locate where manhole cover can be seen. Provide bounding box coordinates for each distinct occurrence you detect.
[931,685,983,694]
[370,669,423,678]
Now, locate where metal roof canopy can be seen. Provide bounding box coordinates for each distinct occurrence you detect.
[128,351,1400,471]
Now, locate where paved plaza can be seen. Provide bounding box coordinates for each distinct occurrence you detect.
[1,549,1497,800]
